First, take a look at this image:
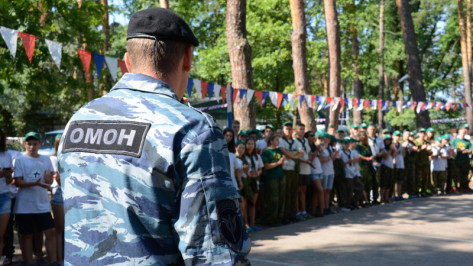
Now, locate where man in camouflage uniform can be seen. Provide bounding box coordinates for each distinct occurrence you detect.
[451,124,472,192]
[58,8,250,265]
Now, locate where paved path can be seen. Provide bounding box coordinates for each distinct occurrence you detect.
[248,194,473,266]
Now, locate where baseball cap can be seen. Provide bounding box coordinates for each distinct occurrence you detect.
[426,127,434,133]
[418,128,426,132]
[25,131,40,141]
[283,122,292,127]
[350,124,358,129]
[393,130,402,136]
[383,134,392,140]
[360,123,368,128]
[127,8,199,46]
[460,123,469,129]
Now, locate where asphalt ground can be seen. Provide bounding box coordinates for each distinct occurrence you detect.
[248,193,473,266]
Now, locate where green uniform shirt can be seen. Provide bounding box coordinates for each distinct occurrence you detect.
[414,138,430,166]
[262,148,285,180]
[451,137,472,162]
[356,144,372,166]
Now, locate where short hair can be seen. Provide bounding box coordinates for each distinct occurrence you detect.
[127,38,188,76]
[296,123,305,128]
[266,134,279,146]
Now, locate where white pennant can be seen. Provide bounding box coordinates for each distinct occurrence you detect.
[193,79,202,98]
[317,96,326,111]
[288,94,295,110]
[214,84,221,102]
[305,94,311,108]
[45,39,62,68]
[348,99,353,110]
[246,89,254,106]
[357,99,364,111]
[104,56,117,81]
[269,91,279,107]
[396,101,402,112]
[332,97,340,111]
[0,26,18,59]
[416,102,422,114]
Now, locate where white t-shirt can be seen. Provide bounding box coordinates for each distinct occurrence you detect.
[295,137,312,175]
[228,153,238,190]
[368,136,385,167]
[393,143,404,169]
[278,137,303,171]
[244,154,264,177]
[235,156,247,178]
[431,146,448,171]
[341,148,356,178]
[321,148,335,176]
[381,146,394,169]
[255,139,267,155]
[310,151,323,175]
[13,154,53,214]
[0,151,13,194]
[352,149,361,177]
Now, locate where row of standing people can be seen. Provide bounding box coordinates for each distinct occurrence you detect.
[224,121,473,229]
[0,129,64,265]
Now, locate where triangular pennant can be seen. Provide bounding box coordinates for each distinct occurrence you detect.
[382,100,390,111]
[104,56,117,81]
[214,84,221,102]
[92,52,105,79]
[281,93,288,107]
[186,78,194,97]
[371,100,377,110]
[339,98,345,113]
[18,32,36,63]
[311,95,316,108]
[193,79,202,98]
[453,103,458,111]
[410,101,417,110]
[77,49,92,78]
[288,94,295,110]
[200,80,208,99]
[221,85,227,104]
[435,102,442,111]
[208,83,215,98]
[299,95,305,109]
[332,97,340,111]
[45,39,62,68]
[246,89,254,106]
[305,94,311,108]
[262,91,269,105]
[118,59,128,74]
[326,97,333,105]
[255,90,263,108]
[416,102,422,114]
[277,93,284,110]
[0,26,18,59]
[317,96,326,111]
[459,103,465,110]
[269,91,279,108]
[445,102,452,111]
[238,89,247,104]
[364,99,371,111]
[233,88,239,104]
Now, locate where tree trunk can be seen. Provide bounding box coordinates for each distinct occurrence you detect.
[289,0,315,132]
[396,0,430,128]
[378,0,385,130]
[459,0,473,132]
[347,1,363,126]
[160,0,169,9]
[226,0,256,130]
[324,0,342,129]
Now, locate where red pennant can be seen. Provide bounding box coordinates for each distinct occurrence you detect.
[339,98,345,113]
[118,59,128,75]
[221,86,227,104]
[19,32,36,63]
[232,89,239,104]
[377,100,382,110]
[453,103,458,111]
[311,95,316,108]
[255,90,263,108]
[200,81,208,99]
[353,98,358,108]
[445,102,452,111]
[420,102,426,111]
[364,99,370,111]
[435,102,442,111]
[326,97,333,105]
[410,102,417,110]
[77,49,92,80]
[276,92,283,111]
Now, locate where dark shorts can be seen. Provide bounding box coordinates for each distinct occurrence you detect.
[16,213,55,235]
[299,174,311,186]
[394,168,405,183]
[380,165,394,189]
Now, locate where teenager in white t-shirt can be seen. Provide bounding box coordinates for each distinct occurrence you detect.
[13,132,57,264]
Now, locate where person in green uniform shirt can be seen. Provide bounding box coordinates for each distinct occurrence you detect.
[414,128,432,197]
[451,124,472,192]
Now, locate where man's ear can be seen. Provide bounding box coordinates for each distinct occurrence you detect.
[182,46,192,72]
[125,52,131,72]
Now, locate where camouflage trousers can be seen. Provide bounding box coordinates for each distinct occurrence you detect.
[432,170,447,194]
[360,164,372,200]
[455,160,471,190]
[415,164,431,195]
[446,159,456,191]
[405,163,416,196]
[284,170,298,220]
[264,177,286,224]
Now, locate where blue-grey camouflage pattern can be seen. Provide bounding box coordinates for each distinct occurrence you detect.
[57,73,251,265]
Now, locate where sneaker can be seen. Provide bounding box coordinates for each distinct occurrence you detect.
[408,195,418,199]
[340,207,351,212]
[2,257,12,266]
[246,227,254,233]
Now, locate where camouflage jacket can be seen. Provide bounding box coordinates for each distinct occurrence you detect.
[58,73,250,265]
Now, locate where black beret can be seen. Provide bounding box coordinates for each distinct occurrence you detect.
[127,8,199,46]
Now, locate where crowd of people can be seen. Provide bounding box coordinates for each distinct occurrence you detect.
[224,120,473,230]
[0,129,63,265]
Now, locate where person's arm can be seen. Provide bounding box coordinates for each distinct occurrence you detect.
[264,156,285,170]
[175,128,250,265]
[15,176,51,189]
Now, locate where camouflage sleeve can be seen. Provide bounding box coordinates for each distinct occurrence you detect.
[174,127,250,266]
